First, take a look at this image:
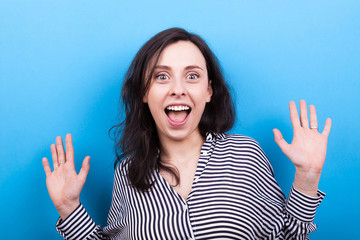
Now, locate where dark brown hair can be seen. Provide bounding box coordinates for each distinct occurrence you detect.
[110,28,235,191]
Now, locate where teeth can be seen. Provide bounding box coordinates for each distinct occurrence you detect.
[166,105,190,111]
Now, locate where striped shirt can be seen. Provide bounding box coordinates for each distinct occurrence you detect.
[56,133,325,239]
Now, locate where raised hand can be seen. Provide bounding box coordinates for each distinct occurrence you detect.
[42,134,90,220]
[273,100,332,196]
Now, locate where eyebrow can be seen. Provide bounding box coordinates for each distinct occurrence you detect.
[154,65,204,71]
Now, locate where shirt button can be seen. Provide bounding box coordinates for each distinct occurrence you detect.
[183,204,188,211]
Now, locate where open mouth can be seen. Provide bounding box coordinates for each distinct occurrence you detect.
[165,105,191,123]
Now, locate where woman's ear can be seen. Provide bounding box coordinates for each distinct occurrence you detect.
[143,93,148,103]
[206,80,213,103]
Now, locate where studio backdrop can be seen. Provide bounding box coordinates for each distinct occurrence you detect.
[0,1,359,239]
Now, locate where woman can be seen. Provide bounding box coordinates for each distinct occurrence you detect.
[42,28,332,239]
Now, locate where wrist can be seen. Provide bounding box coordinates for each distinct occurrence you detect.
[57,200,80,221]
[293,168,322,197]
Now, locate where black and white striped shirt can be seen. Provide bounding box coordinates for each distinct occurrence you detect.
[56,133,325,239]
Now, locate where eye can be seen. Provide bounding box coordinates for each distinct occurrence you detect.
[186,73,199,80]
[155,73,169,81]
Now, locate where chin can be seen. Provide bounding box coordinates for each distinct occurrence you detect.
[162,127,200,142]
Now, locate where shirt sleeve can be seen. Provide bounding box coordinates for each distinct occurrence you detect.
[248,138,326,239]
[282,186,325,239]
[56,204,109,240]
[55,162,127,240]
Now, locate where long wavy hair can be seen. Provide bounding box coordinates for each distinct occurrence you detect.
[110,28,235,191]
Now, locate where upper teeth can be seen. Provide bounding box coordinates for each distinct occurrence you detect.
[166,106,190,111]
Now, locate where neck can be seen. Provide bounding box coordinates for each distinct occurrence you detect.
[159,130,204,165]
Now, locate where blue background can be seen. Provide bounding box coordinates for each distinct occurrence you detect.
[1,1,359,239]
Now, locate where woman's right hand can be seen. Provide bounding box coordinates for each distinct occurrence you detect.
[42,133,90,220]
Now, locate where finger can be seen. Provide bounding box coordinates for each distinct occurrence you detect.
[65,133,75,166]
[56,136,66,165]
[309,105,318,131]
[79,156,90,182]
[322,118,332,137]
[50,144,58,170]
[273,129,290,154]
[42,157,52,176]
[289,101,301,129]
[299,100,309,128]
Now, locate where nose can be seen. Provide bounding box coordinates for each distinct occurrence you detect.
[170,79,186,96]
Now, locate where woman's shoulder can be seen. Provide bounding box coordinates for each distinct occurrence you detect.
[212,132,261,148]
[211,132,273,173]
[114,158,130,178]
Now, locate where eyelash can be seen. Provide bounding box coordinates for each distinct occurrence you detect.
[154,73,169,81]
[153,73,200,81]
[187,73,199,80]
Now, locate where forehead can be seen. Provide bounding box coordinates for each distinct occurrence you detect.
[156,41,206,68]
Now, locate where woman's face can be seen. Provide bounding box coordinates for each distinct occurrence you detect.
[143,41,213,142]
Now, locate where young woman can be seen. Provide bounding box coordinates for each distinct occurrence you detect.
[42,28,332,239]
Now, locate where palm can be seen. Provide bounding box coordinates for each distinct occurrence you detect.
[46,163,85,207]
[284,126,329,172]
[42,134,90,219]
[274,100,332,173]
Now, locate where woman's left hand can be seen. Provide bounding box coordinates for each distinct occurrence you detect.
[273,100,332,197]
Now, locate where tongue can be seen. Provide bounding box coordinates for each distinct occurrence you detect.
[167,111,188,122]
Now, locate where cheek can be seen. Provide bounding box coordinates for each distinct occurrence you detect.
[146,90,164,114]
[189,86,212,104]
[144,86,157,104]
[146,102,162,127]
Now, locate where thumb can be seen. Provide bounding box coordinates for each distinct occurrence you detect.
[273,129,290,154]
[79,156,90,181]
